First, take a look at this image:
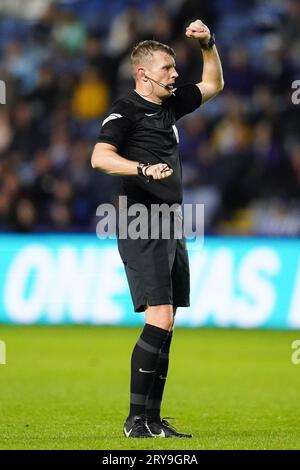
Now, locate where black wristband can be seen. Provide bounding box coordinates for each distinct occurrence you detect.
[199,33,215,50]
[137,162,152,182]
[144,164,152,182]
[144,165,151,177]
[137,162,147,176]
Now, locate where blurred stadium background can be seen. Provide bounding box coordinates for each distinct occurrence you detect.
[0,0,300,450]
[0,0,299,328]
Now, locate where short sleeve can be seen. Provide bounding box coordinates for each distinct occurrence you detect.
[97,99,135,150]
[169,84,202,121]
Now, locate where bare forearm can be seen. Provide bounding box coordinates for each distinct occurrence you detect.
[92,143,174,180]
[91,144,138,176]
[201,45,224,89]
[186,20,224,99]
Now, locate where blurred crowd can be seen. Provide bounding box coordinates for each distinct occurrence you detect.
[0,0,299,235]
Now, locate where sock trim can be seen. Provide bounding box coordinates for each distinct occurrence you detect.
[130,393,148,405]
[137,338,160,354]
[144,323,169,335]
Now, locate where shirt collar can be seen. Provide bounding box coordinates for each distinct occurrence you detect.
[134,89,162,106]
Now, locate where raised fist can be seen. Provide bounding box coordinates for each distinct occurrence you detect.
[185,20,210,45]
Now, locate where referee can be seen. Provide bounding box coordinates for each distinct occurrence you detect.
[92,19,224,438]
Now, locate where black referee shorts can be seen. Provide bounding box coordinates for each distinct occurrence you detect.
[117,209,190,313]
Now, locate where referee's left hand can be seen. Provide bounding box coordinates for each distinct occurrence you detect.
[146,163,173,180]
[185,19,210,45]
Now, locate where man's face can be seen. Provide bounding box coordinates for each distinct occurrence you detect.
[145,51,179,98]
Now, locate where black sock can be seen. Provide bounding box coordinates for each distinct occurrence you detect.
[146,331,173,421]
[129,323,169,418]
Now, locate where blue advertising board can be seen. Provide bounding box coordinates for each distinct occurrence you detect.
[0,235,299,329]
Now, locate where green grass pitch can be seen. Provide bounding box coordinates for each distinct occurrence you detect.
[0,325,300,450]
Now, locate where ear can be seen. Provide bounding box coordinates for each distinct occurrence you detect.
[137,67,148,82]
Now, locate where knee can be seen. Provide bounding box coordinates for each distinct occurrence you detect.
[155,316,173,331]
[146,305,173,331]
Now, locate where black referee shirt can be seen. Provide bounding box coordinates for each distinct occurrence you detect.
[97,84,202,206]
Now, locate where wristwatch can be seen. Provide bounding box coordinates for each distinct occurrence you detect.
[137,162,152,182]
[199,33,216,50]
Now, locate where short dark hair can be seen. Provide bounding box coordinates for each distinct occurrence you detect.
[130,40,176,78]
